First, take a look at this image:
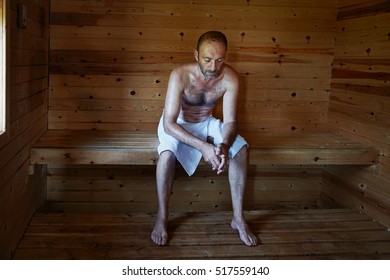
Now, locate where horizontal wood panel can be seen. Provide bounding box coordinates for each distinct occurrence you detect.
[49,74,331,90]
[51,0,338,9]
[50,38,335,53]
[50,62,332,78]
[334,42,390,57]
[51,12,336,31]
[50,26,336,45]
[29,130,378,165]
[50,5,336,20]
[325,165,390,204]
[337,0,390,20]
[335,12,390,31]
[47,178,320,192]
[49,87,330,102]
[48,99,327,113]
[46,190,319,203]
[50,50,333,65]
[47,121,330,133]
[322,173,390,227]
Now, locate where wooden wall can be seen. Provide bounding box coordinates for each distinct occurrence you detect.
[0,0,49,259]
[49,0,336,134]
[46,0,338,213]
[323,0,390,226]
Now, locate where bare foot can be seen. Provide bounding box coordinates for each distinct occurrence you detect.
[151,216,168,246]
[231,217,258,247]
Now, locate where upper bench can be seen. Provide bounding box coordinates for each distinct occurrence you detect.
[30,130,378,166]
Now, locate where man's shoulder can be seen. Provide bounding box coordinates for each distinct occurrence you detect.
[173,62,197,73]
[223,63,238,76]
[170,63,196,80]
[222,64,239,84]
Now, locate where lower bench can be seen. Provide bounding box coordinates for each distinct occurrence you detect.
[30,130,378,166]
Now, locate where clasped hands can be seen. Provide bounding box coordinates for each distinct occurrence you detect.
[202,143,229,175]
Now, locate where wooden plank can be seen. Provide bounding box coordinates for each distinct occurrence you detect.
[31,148,158,165]
[50,4,336,20]
[44,201,320,214]
[49,25,336,46]
[45,164,323,179]
[327,113,390,155]
[335,12,390,32]
[49,49,333,65]
[17,230,390,251]
[46,178,321,192]
[30,130,378,165]
[325,165,390,204]
[50,12,336,31]
[49,87,330,102]
[338,0,390,19]
[250,147,377,165]
[321,172,390,227]
[31,141,377,165]
[48,99,327,114]
[28,209,364,225]
[49,62,332,78]
[47,110,328,124]
[13,242,390,259]
[334,26,390,45]
[50,37,335,53]
[48,75,331,91]
[334,43,390,58]
[330,87,390,113]
[51,0,338,9]
[45,189,319,203]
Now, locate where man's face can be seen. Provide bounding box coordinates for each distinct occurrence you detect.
[195,41,226,80]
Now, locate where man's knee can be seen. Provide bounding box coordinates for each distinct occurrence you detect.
[236,145,248,158]
[158,150,177,164]
[230,145,248,164]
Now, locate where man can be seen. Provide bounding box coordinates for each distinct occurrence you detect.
[151,31,257,247]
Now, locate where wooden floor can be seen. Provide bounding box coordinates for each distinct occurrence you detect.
[13,208,390,260]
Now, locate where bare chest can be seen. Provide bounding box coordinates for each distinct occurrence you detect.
[183,83,225,107]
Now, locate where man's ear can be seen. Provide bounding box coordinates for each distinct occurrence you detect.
[194,49,199,61]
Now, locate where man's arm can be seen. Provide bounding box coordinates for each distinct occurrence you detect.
[219,67,240,149]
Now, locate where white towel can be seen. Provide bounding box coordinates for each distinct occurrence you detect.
[157,115,247,176]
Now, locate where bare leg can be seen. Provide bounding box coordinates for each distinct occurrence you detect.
[151,150,176,246]
[228,146,258,246]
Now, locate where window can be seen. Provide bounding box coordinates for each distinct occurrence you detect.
[0,0,9,138]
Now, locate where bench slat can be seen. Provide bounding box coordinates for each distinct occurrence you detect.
[30,130,378,165]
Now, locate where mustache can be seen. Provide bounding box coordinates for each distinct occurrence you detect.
[205,70,217,75]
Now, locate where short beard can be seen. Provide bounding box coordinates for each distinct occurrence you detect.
[199,66,218,80]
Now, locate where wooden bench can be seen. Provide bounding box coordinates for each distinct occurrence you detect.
[30,130,378,166]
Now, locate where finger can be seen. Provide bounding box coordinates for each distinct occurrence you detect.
[219,154,226,167]
[212,156,222,171]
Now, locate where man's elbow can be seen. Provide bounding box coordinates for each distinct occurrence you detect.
[163,119,176,136]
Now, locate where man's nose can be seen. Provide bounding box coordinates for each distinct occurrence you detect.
[210,60,216,71]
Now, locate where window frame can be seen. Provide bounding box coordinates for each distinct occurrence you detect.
[0,0,10,146]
